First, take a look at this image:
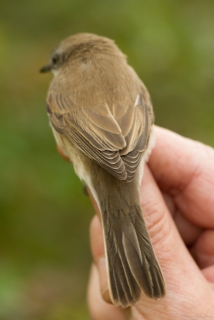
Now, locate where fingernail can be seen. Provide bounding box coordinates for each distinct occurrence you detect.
[97,257,112,303]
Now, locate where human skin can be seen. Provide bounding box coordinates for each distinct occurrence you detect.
[86,126,214,320]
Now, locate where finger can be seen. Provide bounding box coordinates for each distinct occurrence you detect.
[173,208,202,246]
[202,265,214,284]
[90,215,111,303]
[190,229,214,269]
[57,144,71,162]
[149,126,214,228]
[162,192,202,246]
[87,264,127,320]
[88,189,101,219]
[139,165,196,274]
[90,215,104,264]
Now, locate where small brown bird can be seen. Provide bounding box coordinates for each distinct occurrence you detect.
[40,33,165,307]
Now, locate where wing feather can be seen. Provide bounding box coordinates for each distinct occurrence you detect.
[47,91,153,181]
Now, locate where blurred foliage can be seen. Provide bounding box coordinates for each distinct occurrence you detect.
[0,0,214,319]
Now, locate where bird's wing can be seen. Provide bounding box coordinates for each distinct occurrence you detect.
[46,92,153,181]
[117,94,152,181]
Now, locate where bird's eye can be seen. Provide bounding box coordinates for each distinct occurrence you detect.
[52,54,59,66]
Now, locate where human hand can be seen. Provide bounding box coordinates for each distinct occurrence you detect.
[87,126,214,320]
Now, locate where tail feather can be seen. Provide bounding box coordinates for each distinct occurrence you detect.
[122,223,142,263]
[108,220,141,307]
[112,264,131,307]
[136,208,165,298]
[111,268,124,306]
[101,203,165,307]
[115,230,141,303]
[122,225,154,297]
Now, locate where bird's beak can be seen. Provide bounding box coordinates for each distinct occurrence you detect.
[40,64,52,73]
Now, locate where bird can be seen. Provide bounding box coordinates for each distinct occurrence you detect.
[40,33,165,307]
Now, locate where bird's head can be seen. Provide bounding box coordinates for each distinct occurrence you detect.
[40,33,126,76]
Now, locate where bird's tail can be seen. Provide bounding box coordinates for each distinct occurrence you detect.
[94,176,165,308]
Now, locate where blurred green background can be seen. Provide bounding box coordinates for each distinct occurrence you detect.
[0,0,214,319]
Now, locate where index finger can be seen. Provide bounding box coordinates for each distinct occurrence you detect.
[149,126,214,227]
